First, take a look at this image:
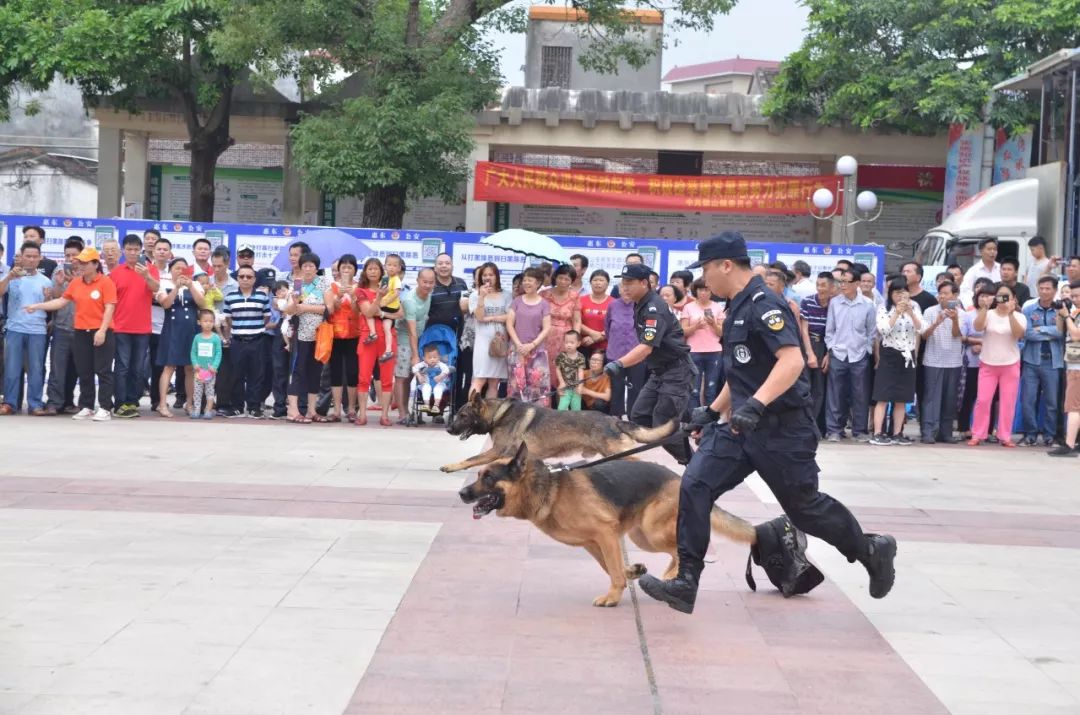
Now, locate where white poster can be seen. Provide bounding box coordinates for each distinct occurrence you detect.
[508,204,813,243]
[11,221,98,262]
[156,166,284,224]
[334,194,467,231]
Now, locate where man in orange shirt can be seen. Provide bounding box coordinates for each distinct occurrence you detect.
[25,248,117,422]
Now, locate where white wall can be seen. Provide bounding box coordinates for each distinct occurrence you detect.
[0,165,97,217]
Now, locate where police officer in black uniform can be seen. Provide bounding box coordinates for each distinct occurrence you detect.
[604,263,693,464]
[638,232,897,614]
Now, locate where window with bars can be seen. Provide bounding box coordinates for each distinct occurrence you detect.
[540,46,573,88]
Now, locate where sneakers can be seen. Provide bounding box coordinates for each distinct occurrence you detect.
[891,435,913,446]
[216,408,243,419]
[91,408,111,422]
[1048,444,1078,458]
[825,433,841,443]
[860,534,897,599]
[248,409,265,420]
[869,433,893,446]
[72,408,94,420]
[853,433,871,443]
[637,570,700,614]
[114,404,139,419]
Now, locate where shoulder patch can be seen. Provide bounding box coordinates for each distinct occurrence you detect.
[761,308,785,332]
[751,291,766,302]
[647,305,658,312]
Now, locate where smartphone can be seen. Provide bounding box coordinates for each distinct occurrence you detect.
[944,300,958,310]
[704,308,714,319]
[380,275,389,288]
[136,254,148,267]
[293,278,303,295]
[64,262,75,276]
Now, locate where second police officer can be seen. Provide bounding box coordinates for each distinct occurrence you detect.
[637,232,898,614]
[604,263,694,465]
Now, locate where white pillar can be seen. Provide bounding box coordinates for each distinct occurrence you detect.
[97,127,123,218]
[464,137,491,232]
[123,131,149,217]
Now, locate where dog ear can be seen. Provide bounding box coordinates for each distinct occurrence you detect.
[508,442,529,480]
[470,390,483,406]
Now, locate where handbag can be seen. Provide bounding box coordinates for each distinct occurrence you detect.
[314,321,334,364]
[1066,340,1080,364]
[488,329,509,359]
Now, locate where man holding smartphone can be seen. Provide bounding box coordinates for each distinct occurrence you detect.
[919,281,964,443]
[0,242,54,415]
[109,234,160,417]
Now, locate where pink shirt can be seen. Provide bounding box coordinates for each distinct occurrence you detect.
[681,300,723,353]
[979,310,1026,366]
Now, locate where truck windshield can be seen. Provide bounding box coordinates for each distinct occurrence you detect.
[913,234,944,265]
[947,239,1019,271]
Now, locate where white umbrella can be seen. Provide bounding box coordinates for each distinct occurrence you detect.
[480,229,570,264]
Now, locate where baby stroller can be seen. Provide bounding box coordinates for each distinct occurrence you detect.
[407,323,458,426]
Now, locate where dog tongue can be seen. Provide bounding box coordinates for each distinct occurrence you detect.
[472,505,485,520]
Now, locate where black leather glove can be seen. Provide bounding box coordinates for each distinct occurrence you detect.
[684,405,719,432]
[603,360,623,377]
[730,397,765,433]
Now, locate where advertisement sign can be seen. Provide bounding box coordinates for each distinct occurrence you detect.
[475,161,841,216]
[942,124,984,220]
[1,214,884,291]
[992,129,1031,186]
[149,165,285,223]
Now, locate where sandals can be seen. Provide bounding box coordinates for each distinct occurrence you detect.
[288,415,312,424]
[379,416,393,427]
[326,415,342,423]
[378,351,394,363]
[354,414,368,426]
[311,415,330,423]
[363,334,378,345]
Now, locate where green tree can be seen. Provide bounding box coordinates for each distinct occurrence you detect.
[289,0,738,228]
[0,0,372,221]
[763,0,1077,135]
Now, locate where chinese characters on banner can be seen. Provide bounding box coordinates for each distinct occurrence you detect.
[992,129,1031,186]
[942,124,984,219]
[473,162,842,216]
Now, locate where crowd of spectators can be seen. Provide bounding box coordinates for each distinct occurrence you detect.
[1,225,1078,457]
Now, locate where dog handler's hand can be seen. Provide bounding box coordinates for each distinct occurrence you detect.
[683,405,719,433]
[603,360,623,378]
[729,397,765,433]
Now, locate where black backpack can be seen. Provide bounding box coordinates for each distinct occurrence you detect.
[745,515,824,597]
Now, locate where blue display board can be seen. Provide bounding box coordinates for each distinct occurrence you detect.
[1,214,884,288]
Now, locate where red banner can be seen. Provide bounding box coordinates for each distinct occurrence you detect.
[473,162,841,215]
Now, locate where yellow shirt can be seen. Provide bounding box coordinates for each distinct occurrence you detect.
[380,275,402,311]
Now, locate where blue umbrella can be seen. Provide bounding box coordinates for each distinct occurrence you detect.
[270,228,372,272]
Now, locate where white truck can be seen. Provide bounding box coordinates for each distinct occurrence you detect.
[912,164,1068,280]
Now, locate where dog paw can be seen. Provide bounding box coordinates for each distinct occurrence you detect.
[439,464,457,473]
[592,594,621,607]
[624,563,647,580]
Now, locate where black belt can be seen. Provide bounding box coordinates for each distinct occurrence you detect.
[761,407,810,429]
[232,334,263,342]
[809,333,824,342]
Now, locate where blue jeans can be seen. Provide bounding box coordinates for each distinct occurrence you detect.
[3,331,47,411]
[1021,361,1061,439]
[113,332,150,407]
[690,351,723,409]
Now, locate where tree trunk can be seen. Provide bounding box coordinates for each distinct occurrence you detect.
[362,184,408,228]
[187,126,233,222]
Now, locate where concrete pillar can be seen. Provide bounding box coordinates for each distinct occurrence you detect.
[464,135,492,232]
[282,129,302,225]
[122,131,149,217]
[97,127,123,218]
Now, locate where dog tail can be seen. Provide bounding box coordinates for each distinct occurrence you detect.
[619,419,678,444]
[710,505,756,544]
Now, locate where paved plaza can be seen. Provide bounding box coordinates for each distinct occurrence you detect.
[0,416,1077,714]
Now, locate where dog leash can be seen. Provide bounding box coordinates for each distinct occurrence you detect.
[550,428,686,473]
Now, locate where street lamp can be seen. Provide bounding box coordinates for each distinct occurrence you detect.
[808,156,883,245]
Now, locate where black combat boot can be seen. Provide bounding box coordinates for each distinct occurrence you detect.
[638,567,700,614]
[859,533,897,599]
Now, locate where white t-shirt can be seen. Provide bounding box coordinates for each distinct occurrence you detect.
[1025,257,1051,293]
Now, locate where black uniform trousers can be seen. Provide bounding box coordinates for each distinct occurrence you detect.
[215,345,235,411]
[71,329,115,411]
[609,361,646,419]
[630,361,694,463]
[677,412,865,575]
[230,335,265,413]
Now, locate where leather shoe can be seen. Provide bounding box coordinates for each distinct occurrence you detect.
[638,571,699,614]
[860,534,897,599]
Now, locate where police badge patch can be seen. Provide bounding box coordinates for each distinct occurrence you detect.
[761,309,785,331]
[734,345,752,363]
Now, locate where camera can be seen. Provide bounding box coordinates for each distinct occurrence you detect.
[1051,300,1066,310]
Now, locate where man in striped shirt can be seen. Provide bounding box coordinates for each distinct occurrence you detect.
[223,267,271,419]
[800,272,835,432]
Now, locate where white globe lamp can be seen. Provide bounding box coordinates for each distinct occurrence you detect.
[856,190,878,212]
[835,155,858,177]
[812,188,835,211]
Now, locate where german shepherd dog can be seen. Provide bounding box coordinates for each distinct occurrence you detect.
[458,442,755,607]
[440,394,677,473]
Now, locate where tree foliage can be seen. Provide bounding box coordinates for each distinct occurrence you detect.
[763,0,1079,135]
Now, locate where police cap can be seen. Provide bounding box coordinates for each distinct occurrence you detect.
[686,231,748,270]
[619,263,652,281]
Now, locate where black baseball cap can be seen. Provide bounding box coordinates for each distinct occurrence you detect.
[687,231,749,270]
[619,263,652,281]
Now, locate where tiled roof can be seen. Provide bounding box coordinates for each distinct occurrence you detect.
[662,58,780,83]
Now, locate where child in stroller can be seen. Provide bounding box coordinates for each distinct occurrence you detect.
[412,345,450,414]
[408,323,458,424]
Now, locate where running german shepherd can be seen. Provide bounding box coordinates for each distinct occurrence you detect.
[458,442,755,607]
[440,394,676,473]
